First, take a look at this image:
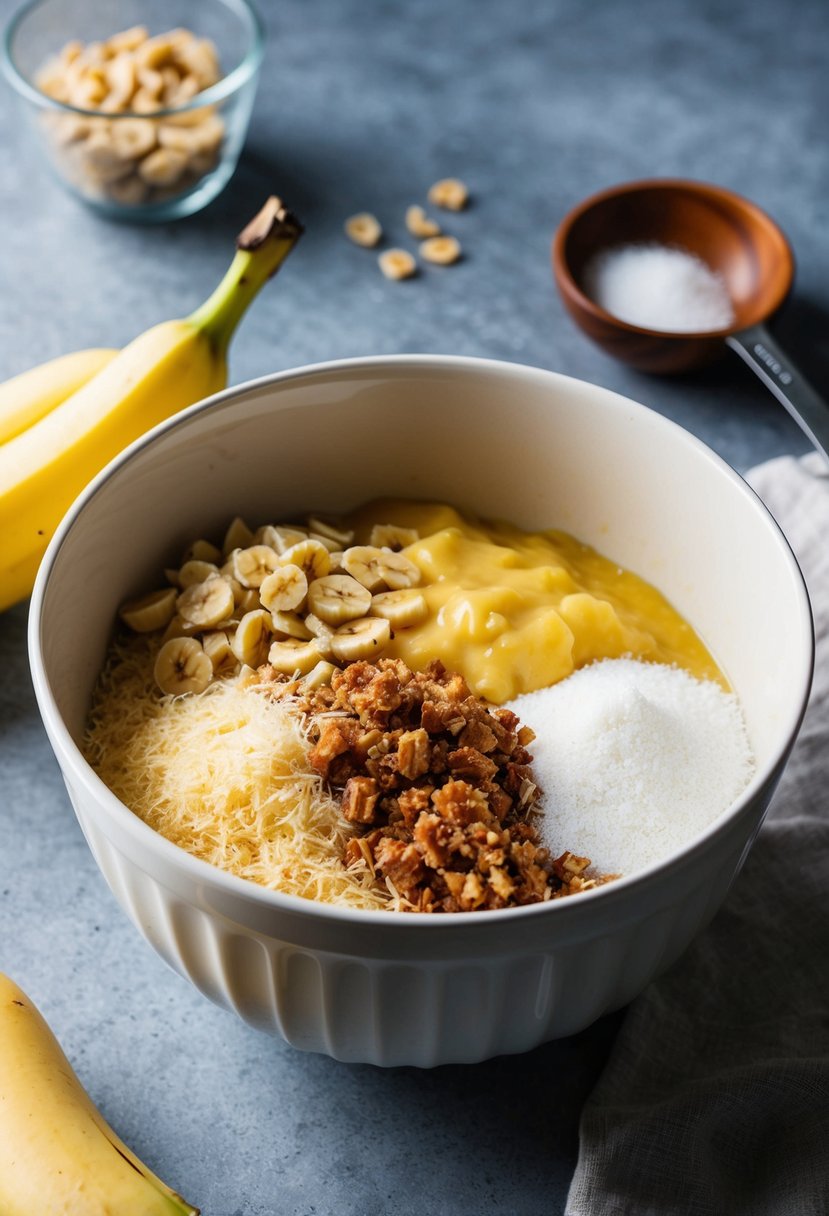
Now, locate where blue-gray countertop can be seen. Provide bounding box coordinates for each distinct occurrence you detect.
[1,1,827,1212]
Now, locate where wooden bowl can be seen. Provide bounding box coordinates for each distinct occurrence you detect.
[552,179,794,374]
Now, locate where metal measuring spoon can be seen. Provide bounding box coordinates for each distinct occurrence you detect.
[552,178,829,461]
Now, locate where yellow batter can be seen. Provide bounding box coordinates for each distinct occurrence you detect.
[351,499,722,704]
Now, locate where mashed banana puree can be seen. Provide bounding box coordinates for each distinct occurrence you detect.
[350,500,721,703]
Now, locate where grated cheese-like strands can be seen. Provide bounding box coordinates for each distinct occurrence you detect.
[84,635,390,909]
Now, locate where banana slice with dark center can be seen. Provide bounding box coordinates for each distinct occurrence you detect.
[259,564,308,613]
[177,575,234,627]
[331,616,391,662]
[233,544,281,589]
[154,636,212,695]
[306,574,372,625]
[342,546,421,592]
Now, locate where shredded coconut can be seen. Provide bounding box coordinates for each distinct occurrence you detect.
[83,635,389,909]
[583,243,735,333]
[507,658,754,876]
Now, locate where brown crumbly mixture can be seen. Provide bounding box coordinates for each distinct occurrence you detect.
[258,658,613,913]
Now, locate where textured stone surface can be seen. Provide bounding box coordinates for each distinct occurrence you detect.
[0,0,827,1212]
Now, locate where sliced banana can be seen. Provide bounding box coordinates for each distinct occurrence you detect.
[119,587,177,632]
[80,132,134,182]
[331,617,391,662]
[345,212,383,247]
[270,611,314,641]
[178,558,219,588]
[368,524,419,550]
[136,64,164,96]
[154,636,212,696]
[342,545,421,592]
[110,116,156,161]
[303,660,337,691]
[427,177,469,210]
[306,574,372,625]
[278,538,331,581]
[307,516,354,546]
[103,54,136,109]
[177,575,234,628]
[230,609,273,668]
[405,205,441,238]
[304,612,336,657]
[259,564,308,612]
[308,531,346,554]
[378,249,417,281]
[105,174,148,205]
[370,589,429,628]
[257,524,308,553]
[223,516,253,555]
[161,613,202,642]
[233,544,281,588]
[267,637,321,676]
[137,146,188,186]
[202,629,237,676]
[420,235,462,265]
[236,588,261,616]
[158,114,223,154]
[182,538,222,564]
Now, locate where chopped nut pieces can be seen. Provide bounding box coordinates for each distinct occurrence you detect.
[427,177,469,211]
[35,27,224,206]
[118,513,429,694]
[345,212,383,247]
[405,205,441,238]
[420,236,462,265]
[378,249,418,280]
[266,658,613,912]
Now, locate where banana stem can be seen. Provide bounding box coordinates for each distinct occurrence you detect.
[188,197,303,356]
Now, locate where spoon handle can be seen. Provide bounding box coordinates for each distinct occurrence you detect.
[726,323,829,463]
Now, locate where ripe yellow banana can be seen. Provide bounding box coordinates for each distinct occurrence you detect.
[0,972,198,1215]
[0,347,118,443]
[0,196,302,612]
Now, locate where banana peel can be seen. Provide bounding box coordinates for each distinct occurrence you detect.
[0,972,198,1215]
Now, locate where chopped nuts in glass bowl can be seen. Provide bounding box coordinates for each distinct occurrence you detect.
[1,0,264,221]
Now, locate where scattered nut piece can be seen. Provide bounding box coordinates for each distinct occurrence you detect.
[427,177,469,211]
[405,205,441,238]
[420,235,462,266]
[378,249,417,281]
[344,212,383,247]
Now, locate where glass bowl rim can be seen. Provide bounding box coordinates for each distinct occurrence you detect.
[0,0,265,119]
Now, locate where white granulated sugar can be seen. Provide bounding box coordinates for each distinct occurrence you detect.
[507,659,754,877]
[583,243,735,333]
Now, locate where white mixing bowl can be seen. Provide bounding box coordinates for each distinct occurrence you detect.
[29,356,813,1066]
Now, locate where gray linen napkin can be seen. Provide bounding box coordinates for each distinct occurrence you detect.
[565,454,829,1216]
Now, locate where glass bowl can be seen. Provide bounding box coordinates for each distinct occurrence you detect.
[1,0,264,222]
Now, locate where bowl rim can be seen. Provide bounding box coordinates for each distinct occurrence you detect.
[1,0,265,118]
[28,354,815,931]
